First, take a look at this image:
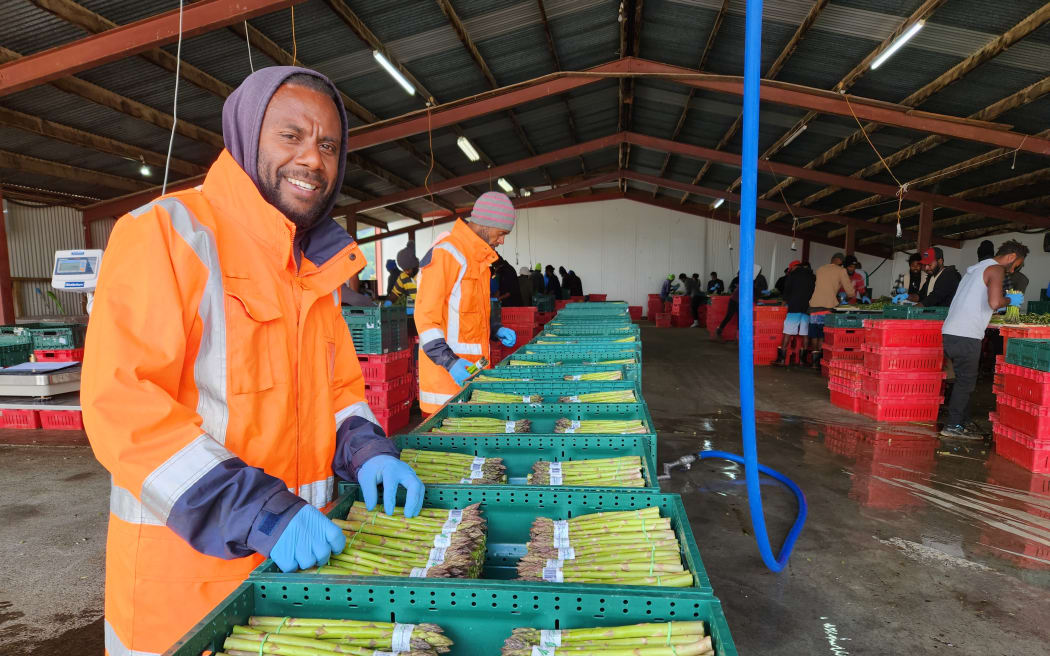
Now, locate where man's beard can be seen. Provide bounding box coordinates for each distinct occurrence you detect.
[258,166,332,230]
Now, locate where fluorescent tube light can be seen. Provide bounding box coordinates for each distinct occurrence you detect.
[782,124,807,148]
[870,21,924,70]
[373,50,415,95]
[711,198,725,209]
[497,178,514,193]
[457,136,480,162]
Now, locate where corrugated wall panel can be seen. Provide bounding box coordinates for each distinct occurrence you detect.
[90,218,118,251]
[4,201,86,319]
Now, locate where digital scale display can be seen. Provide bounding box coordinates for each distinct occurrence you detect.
[54,257,95,275]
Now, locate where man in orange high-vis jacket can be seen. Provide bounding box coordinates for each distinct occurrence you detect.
[82,67,423,656]
[415,192,519,414]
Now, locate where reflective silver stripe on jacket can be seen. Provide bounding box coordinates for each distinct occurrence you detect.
[298,476,336,507]
[109,480,164,526]
[434,242,483,356]
[105,619,161,656]
[129,198,232,523]
[335,400,379,428]
[420,390,454,406]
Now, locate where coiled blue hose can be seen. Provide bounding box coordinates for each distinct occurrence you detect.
[726,0,807,572]
[696,451,808,571]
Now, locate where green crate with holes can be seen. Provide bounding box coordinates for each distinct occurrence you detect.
[541,323,640,336]
[342,305,409,354]
[248,485,714,597]
[394,432,658,490]
[483,362,641,383]
[529,334,641,347]
[168,579,737,656]
[0,341,32,366]
[23,323,87,349]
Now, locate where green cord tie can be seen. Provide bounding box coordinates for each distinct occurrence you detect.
[274,617,290,635]
[257,633,270,656]
[666,622,673,645]
[649,545,656,576]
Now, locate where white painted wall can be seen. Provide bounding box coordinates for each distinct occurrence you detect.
[956,231,1048,303]
[372,198,803,307]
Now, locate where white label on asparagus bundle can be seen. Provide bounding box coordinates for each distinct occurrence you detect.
[442,519,461,533]
[392,624,416,652]
[563,428,575,434]
[569,375,582,381]
[409,567,429,578]
[552,520,569,546]
[459,478,472,484]
[549,462,562,474]
[447,509,463,522]
[553,537,572,548]
[539,630,563,647]
[549,473,563,485]
[505,421,516,433]
[570,420,581,429]
[470,469,485,479]
[541,567,564,582]
[426,547,447,567]
[470,462,484,472]
[558,546,576,560]
[545,558,563,568]
[531,648,556,656]
[374,651,398,656]
[433,533,453,548]
[568,396,580,403]
[522,395,532,403]
[472,457,486,468]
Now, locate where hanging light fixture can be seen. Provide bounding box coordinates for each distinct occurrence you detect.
[138,156,151,178]
[373,50,416,95]
[497,178,514,194]
[711,198,725,209]
[871,21,925,70]
[457,136,481,162]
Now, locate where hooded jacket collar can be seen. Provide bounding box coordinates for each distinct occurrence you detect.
[450,219,497,265]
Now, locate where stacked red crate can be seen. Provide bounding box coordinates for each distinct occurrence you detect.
[654,313,672,328]
[753,306,787,365]
[359,349,414,435]
[991,358,1050,472]
[856,319,944,422]
[706,296,735,339]
[628,306,642,321]
[823,327,864,379]
[589,294,608,301]
[646,294,663,320]
[502,307,541,343]
[670,296,692,327]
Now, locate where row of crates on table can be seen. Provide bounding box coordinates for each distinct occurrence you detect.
[990,353,1050,473]
[499,305,554,345]
[169,302,739,656]
[826,318,945,423]
[0,322,87,367]
[0,408,84,430]
[341,305,409,354]
[359,345,414,436]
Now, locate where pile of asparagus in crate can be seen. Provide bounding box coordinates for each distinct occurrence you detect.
[467,389,637,403]
[518,507,692,587]
[313,503,487,578]
[529,456,644,487]
[501,621,715,656]
[220,617,453,656]
[400,449,506,484]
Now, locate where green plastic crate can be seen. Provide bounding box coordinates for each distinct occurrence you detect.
[1027,300,1050,315]
[395,432,658,489]
[542,323,640,336]
[880,305,948,320]
[822,313,869,329]
[249,485,713,596]
[485,363,641,383]
[1004,338,1050,372]
[342,305,409,354]
[169,580,737,656]
[530,335,641,346]
[503,352,641,367]
[410,402,657,458]
[23,323,87,349]
[451,379,642,404]
[532,293,555,312]
[519,345,642,360]
[0,341,33,366]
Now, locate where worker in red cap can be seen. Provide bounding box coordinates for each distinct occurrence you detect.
[910,247,961,307]
[775,261,815,365]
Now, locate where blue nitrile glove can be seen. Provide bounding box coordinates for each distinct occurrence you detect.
[383,300,393,307]
[496,326,517,347]
[269,505,346,573]
[837,291,847,304]
[449,358,474,386]
[861,295,871,304]
[358,455,425,517]
[892,293,909,305]
[1007,292,1024,307]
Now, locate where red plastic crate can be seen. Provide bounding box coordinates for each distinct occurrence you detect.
[554,300,571,311]
[501,306,537,323]
[828,375,862,392]
[0,408,39,429]
[364,374,414,409]
[753,305,788,321]
[1001,325,1050,353]
[860,394,942,423]
[671,315,692,328]
[825,346,864,363]
[359,349,412,382]
[1001,363,1050,405]
[860,370,945,397]
[648,293,662,301]
[373,398,412,436]
[865,320,943,348]
[34,348,84,362]
[647,301,663,319]
[862,345,943,372]
[754,321,784,336]
[996,392,1050,441]
[502,322,537,341]
[821,361,830,378]
[536,312,554,325]
[829,383,862,413]
[663,301,672,313]
[569,296,585,302]
[993,423,1050,473]
[589,294,607,302]
[628,306,642,320]
[654,313,672,328]
[39,409,83,430]
[823,328,863,349]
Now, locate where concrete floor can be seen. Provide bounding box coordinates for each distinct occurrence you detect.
[1,325,1048,654]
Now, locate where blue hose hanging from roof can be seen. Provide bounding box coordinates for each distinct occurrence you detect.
[703,0,807,572]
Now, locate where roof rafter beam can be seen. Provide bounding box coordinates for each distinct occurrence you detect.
[0,104,205,177]
[764,2,1050,224]
[432,0,553,187]
[653,0,730,197]
[535,0,586,176]
[0,148,149,193]
[680,0,828,202]
[620,0,645,170]
[0,0,306,96]
[720,0,950,195]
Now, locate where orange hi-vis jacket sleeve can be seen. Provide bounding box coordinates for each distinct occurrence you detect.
[82,150,397,656]
[414,219,497,413]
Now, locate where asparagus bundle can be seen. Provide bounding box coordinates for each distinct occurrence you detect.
[429,417,532,433]
[557,390,637,403]
[563,371,624,381]
[508,359,559,366]
[475,374,534,382]
[219,616,453,656]
[1005,289,1022,322]
[501,621,713,656]
[470,389,543,404]
[536,339,575,344]
[554,419,648,434]
[612,336,637,343]
[517,507,692,587]
[590,358,637,365]
[400,449,506,484]
[528,457,645,487]
[317,503,487,578]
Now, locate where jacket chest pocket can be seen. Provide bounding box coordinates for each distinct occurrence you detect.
[225,283,285,394]
[456,271,487,344]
